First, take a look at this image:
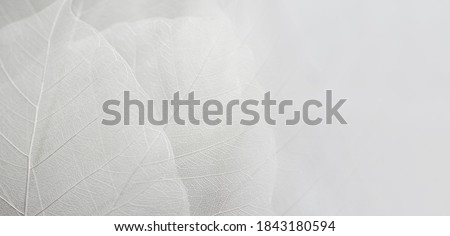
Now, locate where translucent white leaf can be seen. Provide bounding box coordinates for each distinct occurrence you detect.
[0,0,189,216]
[102,16,277,215]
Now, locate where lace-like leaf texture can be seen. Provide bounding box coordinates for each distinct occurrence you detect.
[0,0,277,216]
[0,0,189,215]
[101,14,278,215]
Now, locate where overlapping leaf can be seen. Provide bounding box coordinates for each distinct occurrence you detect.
[0,0,189,215]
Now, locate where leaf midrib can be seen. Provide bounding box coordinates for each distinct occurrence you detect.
[23,0,66,216]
